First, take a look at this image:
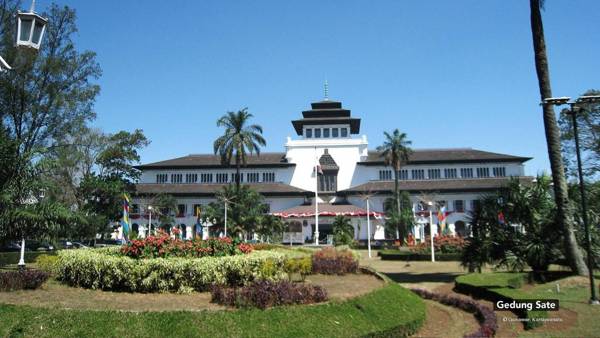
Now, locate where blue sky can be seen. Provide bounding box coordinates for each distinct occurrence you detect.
[45,0,600,175]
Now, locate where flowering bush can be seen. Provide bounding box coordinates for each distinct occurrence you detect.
[312,247,358,275]
[55,248,286,292]
[120,231,252,259]
[409,235,466,254]
[211,280,328,309]
[411,288,497,338]
[0,269,50,291]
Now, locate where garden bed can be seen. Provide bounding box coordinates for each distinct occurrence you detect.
[0,282,425,337]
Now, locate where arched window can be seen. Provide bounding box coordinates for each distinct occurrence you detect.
[180,224,187,240]
[455,221,467,237]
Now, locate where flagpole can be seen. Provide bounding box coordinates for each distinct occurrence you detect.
[366,197,372,258]
[314,146,319,245]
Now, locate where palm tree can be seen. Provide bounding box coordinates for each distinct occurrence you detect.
[377,129,412,239]
[529,0,587,275]
[213,108,266,191]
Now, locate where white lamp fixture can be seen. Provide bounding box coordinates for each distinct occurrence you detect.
[0,56,11,71]
[16,1,48,50]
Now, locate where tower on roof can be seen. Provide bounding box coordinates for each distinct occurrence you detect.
[324,80,329,101]
[291,97,361,138]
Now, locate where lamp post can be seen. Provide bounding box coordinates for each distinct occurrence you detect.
[147,205,153,238]
[544,95,600,305]
[11,0,48,270]
[427,201,435,262]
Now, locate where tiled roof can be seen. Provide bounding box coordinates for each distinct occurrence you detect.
[359,148,531,165]
[134,183,311,197]
[338,176,534,194]
[136,152,293,169]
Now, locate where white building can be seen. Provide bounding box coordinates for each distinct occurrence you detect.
[131,98,532,243]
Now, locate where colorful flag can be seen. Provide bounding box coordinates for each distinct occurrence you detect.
[313,164,323,176]
[120,194,131,242]
[498,211,506,225]
[437,206,447,232]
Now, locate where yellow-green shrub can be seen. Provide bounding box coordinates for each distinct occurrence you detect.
[284,256,312,281]
[34,254,59,274]
[55,248,286,293]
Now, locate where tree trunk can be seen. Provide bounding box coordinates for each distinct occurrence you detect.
[235,154,241,192]
[529,0,588,275]
[394,165,401,240]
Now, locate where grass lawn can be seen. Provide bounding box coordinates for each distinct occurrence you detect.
[0,282,425,338]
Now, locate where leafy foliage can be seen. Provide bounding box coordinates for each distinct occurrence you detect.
[120,231,252,259]
[55,248,286,292]
[311,247,358,275]
[0,269,50,291]
[383,191,414,242]
[210,280,328,309]
[332,215,354,245]
[213,108,266,189]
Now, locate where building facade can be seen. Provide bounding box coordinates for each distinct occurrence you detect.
[131,98,532,242]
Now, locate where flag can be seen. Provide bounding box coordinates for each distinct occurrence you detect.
[438,206,447,233]
[313,164,323,176]
[498,211,505,225]
[121,194,131,242]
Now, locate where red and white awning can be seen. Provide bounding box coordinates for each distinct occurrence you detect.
[271,203,384,219]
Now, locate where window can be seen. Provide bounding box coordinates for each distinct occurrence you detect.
[461,168,473,178]
[323,128,330,138]
[436,200,446,209]
[493,167,506,177]
[306,128,312,138]
[247,172,259,183]
[428,168,441,180]
[471,200,480,211]
[231,173,243,182]
[332,128,339,137]
[177,204,186,217]
[319,174,337,192]
[444,168,457,179]
[341,128,348,137]
[200,173,213,183]
[454,200,465,212]
[477,167,490,178]
[262,172,275,182]
[379,170,392,180]
[315,128,321,138]
[412,169,425,180]
[398,169,409,180]
[185,173,197,183]
[156,173,168,183]
[131,204,140,214]
[193,204,202,217]
[216,173,228,183]
[171,173,183,183]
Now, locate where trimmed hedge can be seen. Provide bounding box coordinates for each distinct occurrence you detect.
[0,282,425,337]
[379,250,461,261]
[411,288,497,338]
[455,273,547,329]
[55,248,287,292]
[0,269,50,291]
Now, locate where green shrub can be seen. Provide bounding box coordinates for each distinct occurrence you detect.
[34,254,59,274]
[283,256,312,281]
[0,252,56,267]
[55,248,286,292]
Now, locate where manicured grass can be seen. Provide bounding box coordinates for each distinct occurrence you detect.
[0,282,425,337]
[0,252,55,267]
[518,276,600,337]
[455,272,547,329]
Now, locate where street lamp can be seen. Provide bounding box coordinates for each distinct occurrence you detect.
[13,0,48,270]
[426,201,435,262]
[16,1,48,50]
[543,95,600,305]
[147,205,153,238]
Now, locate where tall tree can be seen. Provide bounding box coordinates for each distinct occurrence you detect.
[213,108,266,191]
[377,129,412,239]
[529,0,587,275]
